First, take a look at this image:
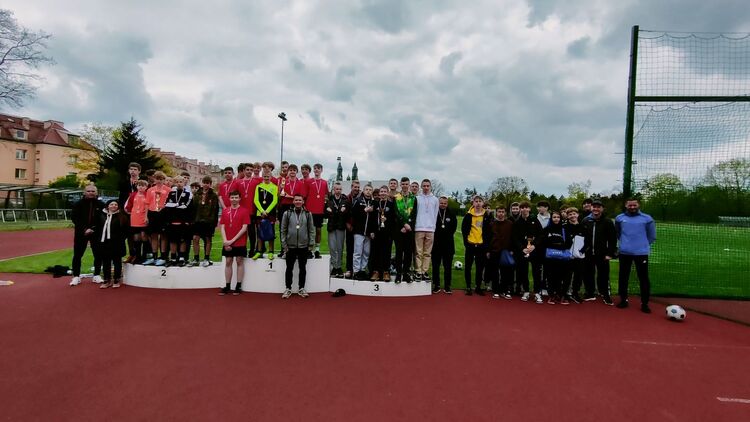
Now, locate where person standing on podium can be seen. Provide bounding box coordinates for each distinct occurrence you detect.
[280,194,316,299]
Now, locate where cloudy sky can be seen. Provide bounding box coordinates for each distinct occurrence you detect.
[5,0,750,195]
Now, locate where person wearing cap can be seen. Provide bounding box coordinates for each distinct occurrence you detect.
[615,198,656,313]
[581,199,617,305]
[461,195,493,295]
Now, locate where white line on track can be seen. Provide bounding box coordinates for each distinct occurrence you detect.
[622,340,750,350]
[717,397,750,404]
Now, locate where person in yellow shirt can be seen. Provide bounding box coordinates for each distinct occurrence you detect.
[460,195,492,295]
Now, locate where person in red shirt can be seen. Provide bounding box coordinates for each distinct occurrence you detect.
[143,171,172,266]
[305,163,328,258]
[238,165,259,255]
[219,191,250,296]
[300,163,311,181]
[124,180,149,263]
[218,167,237,211]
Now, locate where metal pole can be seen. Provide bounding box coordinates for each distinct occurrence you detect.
[280,119,285,165]
[623,25,639,199]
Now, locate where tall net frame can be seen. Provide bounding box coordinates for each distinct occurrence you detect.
[623,26,750,299]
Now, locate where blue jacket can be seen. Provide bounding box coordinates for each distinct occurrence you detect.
[615,211,656,256]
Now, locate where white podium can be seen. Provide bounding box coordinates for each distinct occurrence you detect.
[239,256,330,293]
[123,256,330,294]
[329,277,432,297]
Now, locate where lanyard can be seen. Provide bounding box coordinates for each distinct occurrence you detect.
[312,179,322,198]
[228,207,239,227]
[439,209,446,228]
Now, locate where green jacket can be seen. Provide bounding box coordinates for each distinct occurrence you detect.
[394,192,416,227]
[193,188,219,225]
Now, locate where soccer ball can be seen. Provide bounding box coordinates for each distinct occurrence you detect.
[666,305,686,321]
[453,261,463,269]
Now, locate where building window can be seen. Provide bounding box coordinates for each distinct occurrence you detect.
[16,149,28,160]
[15,168,27,179]
[14,130,27,140]
[68,155,79,165]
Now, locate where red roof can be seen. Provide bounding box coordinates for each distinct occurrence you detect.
[0,113,94,150]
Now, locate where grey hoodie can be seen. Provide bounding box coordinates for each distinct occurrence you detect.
[280,207,316,250]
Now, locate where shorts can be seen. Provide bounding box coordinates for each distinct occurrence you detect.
[146,211,166,234]
[222,246,247,257]
[166,223,191,243]
[130,226,147,236]
[312,214,324,228]
[193,221,216,239]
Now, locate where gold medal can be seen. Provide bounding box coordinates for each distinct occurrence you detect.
[296,225,300,229]
[442,224,445,228]
[317,194,320,199]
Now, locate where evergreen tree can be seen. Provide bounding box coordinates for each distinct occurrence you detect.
[92,118,163,189]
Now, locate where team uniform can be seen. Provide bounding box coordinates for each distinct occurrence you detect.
[220,206,251,257]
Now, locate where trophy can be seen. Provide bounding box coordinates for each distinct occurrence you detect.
[280,177,286,197]
[380,211,386,228]
[524,236,535,258]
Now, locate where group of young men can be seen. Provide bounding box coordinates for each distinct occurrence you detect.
[70,160,656,311]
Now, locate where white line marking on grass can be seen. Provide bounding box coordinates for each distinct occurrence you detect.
[622,340,750,350]
[717,397,750,404]
[0,249,68,262]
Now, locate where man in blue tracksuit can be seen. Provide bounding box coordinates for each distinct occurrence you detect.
[615,198,656,313]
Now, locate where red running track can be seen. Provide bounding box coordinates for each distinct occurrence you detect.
[1,274,749,422]
[0,228,73,259]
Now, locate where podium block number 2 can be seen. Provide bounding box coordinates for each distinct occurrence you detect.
[160,269,167,277]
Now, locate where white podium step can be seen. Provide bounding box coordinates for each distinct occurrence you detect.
[123,256,330,293]
[329,277,432,296]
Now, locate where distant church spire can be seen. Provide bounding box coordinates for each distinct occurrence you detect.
[352,162,358,181]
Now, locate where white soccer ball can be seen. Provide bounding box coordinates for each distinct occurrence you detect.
[453,261,463,269]
[666,305,686,321]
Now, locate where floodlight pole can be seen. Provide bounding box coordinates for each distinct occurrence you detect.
[278,112,287,167]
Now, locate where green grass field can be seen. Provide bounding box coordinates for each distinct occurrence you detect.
[1,220,747,298]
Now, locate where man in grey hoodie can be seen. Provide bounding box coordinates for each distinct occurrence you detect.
[280,194,316,299]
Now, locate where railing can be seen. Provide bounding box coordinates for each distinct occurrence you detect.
[0,208,72,223]
[718,216,750,227]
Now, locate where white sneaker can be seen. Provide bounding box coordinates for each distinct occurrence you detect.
[535,293,543,304]
[541,289,548,296]
[492,293,500,299]
[69,277,81,286]
[521,292,530,301]
[282,289,292,299]
[298,288,309,298]
[92,275,103,284]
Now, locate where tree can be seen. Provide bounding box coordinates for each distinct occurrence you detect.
[92,118,163,189]
[80,122,117,152]
[48,174,83,189]
[704,158,750,193]
[0,9,54,108]
[487,176,529,205]
[566,179,592,203]
[431,179,446,196]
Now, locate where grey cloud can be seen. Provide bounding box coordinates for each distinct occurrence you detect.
[360,0,412,33]
[326,66,357,102]
[439,51,463,75]
[32,28,153,124]
[290,56,306,72]
[307,109,331,132]
[566,37,590,58]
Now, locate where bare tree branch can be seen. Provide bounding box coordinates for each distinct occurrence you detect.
[0,9,54,108]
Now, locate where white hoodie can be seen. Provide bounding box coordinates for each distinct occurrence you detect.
[414,193,439,232]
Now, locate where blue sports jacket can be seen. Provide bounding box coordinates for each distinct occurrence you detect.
[615,211,656,256]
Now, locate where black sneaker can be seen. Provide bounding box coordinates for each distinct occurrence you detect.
[641,304,652,314]
[431,287,440,294]
[474,288,485,296]
[218,286,230,296]
[278,250,285,259]
[616,300,629,309]
[404,273,412,283]
[444,288,453,294]
[465,289,473,296]
[395,274,402,284]
[314,251,322,259]
[178,258,186,267]
[570,294,582,304]
[603,296,614,306]
[307,251,314,259]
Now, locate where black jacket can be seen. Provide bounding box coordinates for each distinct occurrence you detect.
[72,197,105,235]
[98,210,128,257]
[511,215,543,254]
[461,208,493,247]
[542,222,573,251]
[352,196,377,236]
[325,194,349,231]
[373,198,396,235]
[582,216,617,257]
[434,208,457,254]
[164,187,193,224]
